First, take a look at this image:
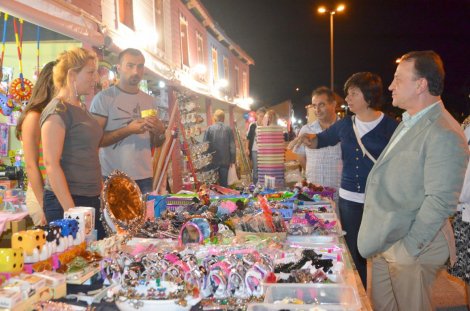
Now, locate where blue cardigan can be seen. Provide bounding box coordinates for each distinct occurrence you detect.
[317,115,398,193]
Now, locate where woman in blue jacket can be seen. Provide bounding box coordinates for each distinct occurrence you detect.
[290,72,398,288]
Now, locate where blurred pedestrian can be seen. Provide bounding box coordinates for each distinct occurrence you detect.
[263,109,278,126]
[246,107,266,184]
[204,109,236,187]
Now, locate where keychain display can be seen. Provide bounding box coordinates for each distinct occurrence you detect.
[10,17,33,103]
[9,76,33,101]
[177,92,216,187]
[0,15,34,116]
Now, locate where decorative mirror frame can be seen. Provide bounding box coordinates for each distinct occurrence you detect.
[178,221,203,247]
[101,170,146,237]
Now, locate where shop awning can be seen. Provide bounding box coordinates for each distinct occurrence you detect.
[0,0,104,48]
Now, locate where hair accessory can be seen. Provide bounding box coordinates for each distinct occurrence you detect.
[209,269,228,298]
[228,270,247,298]
[244,268,263,297]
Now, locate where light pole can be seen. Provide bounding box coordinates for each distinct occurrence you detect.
[318,4,345,91]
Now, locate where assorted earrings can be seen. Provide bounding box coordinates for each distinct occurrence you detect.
[274,249,333,274]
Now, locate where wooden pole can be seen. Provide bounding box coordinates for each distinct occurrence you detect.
[152,88,178,191]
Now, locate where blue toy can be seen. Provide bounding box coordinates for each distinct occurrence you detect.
[0,93,13,116]
[50,219,79,239]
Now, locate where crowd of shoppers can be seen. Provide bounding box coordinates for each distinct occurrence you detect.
[290,72,398,288]
[19,46,470,311]
[289,51,468,310]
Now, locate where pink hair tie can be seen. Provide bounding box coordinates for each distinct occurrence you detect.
[164,253,180,264]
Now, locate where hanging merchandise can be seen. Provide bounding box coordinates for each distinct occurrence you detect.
[0,12,6,71]
[176,92,218,187]
[0,123,8,157]
[36,25,40,77]
[0,91,14,116]
[9,18,33,105]
[0,12,14,116]
[97,60,116,90]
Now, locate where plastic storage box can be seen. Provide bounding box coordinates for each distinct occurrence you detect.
[264,283,361,310]
[295,201,334,213]
[247,303,357,311]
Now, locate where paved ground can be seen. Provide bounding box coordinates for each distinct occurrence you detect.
[433,270,468,311]
[366,264,468,310]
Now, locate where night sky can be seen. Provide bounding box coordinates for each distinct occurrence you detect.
[202,0,470,122]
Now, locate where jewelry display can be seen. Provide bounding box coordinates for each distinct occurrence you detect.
[287,212,339,236]
[294,181,337,201]
[15,159,361,311]
[176,92,218,187]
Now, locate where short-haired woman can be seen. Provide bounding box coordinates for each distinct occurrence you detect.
[289,72,398,288]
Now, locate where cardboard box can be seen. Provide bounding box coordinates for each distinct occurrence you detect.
[2,279,32,299]
[11,289,42,311]
[0,288,22,309]
[18,274,46,292]
[33,271,65,287]
[34,271,66,299]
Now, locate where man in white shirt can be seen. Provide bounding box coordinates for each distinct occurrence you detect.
[295,87,342,191]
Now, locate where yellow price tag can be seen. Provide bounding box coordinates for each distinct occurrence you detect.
[141,109,157,118]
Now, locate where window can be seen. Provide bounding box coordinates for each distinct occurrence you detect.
[196,31,204,65]
[242,71,248,97]
[234,66,239,96]
[119,0,134,30]
[154,0,164,51]
[180,15,189,67]
[211,47,219,83]
[223,57,229,80]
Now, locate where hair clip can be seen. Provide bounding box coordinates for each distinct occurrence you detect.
[161,265,184,284]
[244,267,263,297]
[209,269,228,299]
[228,270,248,298]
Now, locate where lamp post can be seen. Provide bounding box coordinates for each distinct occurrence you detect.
[318,4,345,91]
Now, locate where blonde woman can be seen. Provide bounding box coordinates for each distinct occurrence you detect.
[40,47,106,239]
[262,109,279,126]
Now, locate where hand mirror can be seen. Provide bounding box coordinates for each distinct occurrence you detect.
[101,170,146,236]
[178,217,212,246]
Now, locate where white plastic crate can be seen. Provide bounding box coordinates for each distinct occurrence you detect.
[264,283,361,310]
[247,303,357,311]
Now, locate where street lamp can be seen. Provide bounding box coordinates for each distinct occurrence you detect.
[318,4,345,91]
